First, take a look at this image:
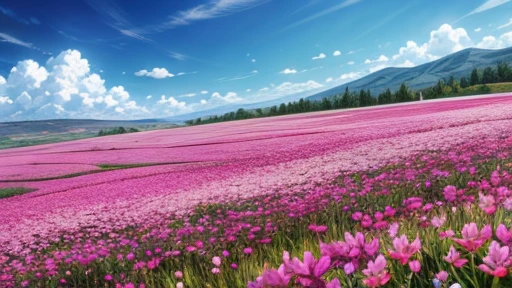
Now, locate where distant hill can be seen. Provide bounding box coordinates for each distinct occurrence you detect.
[307,47,512,101]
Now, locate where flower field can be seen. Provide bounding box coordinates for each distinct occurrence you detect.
[1,94,512,287]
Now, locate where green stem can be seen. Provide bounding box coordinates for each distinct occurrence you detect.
[450,265,465,286]
[407,272,413,288]
[470,253,480,286]
[491,276,500,288]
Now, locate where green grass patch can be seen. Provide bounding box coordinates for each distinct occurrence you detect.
[0,187,36,199]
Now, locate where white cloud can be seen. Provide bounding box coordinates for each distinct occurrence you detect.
[347,61,355,65]
[498,18,512,29]
[260,87,269,91]
[135,68,174,79]
[146,95,152,99]
[0,76,6,85]
[200,99,207,104]
[122,71,126,75]
[0,32,34,49]
[252,70,258,74]
[0,49,145,121]
[179,93,196,98]
[0,96,13,105]
[340,72,362,80]
[333,50,341,56]
[325,77,333,83]
[280,68,297,74]
[115,107,125,113]
[209,92,242,104]
[476,31,512,49]
[166,0,268,28]
[246,88,251,92]
[201,90,208,94]
[312,53,326,60]
[158,95,186,109]
[364,55,389,64]
[252,59,256,63]
[475,27,482,32]
[391,24,472,68]
[461,0,511,20]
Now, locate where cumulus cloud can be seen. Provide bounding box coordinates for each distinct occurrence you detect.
[364,55,389,64]
[280,68,297,74]
[475,27,482,32]
[0,75,5,85]
[476,31,512,49]
[325,77,333,83]
[201,90,208,94]
[333,50,341,56]
[146,95,152,99]
[157,95,186,109]
[347,61,355,65]
[0,49,146,121]
[0,96,13,105]
[390,24,472,69]
[312,53,326,60]
[135,68,174,79]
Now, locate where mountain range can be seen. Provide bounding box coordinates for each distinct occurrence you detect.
[307,47,512,101]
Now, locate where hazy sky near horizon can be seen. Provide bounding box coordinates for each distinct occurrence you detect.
[0,0,511,121]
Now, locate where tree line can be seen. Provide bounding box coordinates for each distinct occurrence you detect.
[186,62,512,125]
[98,127,140,137]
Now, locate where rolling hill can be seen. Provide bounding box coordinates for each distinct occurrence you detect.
[307,47,512,101]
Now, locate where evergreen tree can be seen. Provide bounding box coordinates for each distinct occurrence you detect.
[341,87,350,108]
[447,75,455,87]
[470,68,479,86]
[460,76,469,88]
[278,103,287,115]
[482,67,494,84]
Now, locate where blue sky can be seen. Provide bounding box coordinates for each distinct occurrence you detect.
[0,0,511,121]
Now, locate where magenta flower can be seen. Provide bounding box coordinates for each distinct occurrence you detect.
[478,193,496,215]
[362,255,391,288]
[283,251,330,286]
[439,229,455,239]
[326,278,342,288]
[444,246,468,268]
[436,271,448,282]
[388,235,421,264]
[443,185,457,202]
[478,241,511,278]
[175,271,183,279]
[409,260,421,273]
[431,216,446,228]
[104,274,113,281]
[262,264,291,287]
[452,223,492,252]
[504,198,512,211]
[308,224,328,233]
[243,247,253,255]
[352,212,363,221]
[496,224,512,246]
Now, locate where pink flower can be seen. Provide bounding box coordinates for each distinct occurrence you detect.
[388,235,421,264]
[409,260,421,273]
[308,224,328,233]
[362,255,391,287]
[439,230,455,239]
[431,216,446,228]
[104,274,113,281]
[384,206,396,217]
[211,267,220,274]
[443,186,457,202]
[243,247,253,255]
[175,271,183,279]
[352,212,363,221]
[283,251,330,286]
[436,271,448,282]
[326,278,342,288]
[504,198,512,211]
[176,282,184,288]
[212,256,222,267]
[478,193,496,215]
[388,223,399,237]
[262,264,291,286]
[478,241,511,278]
[452,223,492,252]
[444,246,468,268]
[496,224,512,246]
[222,250,230,257]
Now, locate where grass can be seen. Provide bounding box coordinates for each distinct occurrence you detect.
[0,187,36,199]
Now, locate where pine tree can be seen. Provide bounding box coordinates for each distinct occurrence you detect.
[470,68,479,86]
[460,76,469,88]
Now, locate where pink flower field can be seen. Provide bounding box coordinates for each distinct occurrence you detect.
[2,94,512,287]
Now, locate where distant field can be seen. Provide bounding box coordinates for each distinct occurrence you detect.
[0,119,178,149]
